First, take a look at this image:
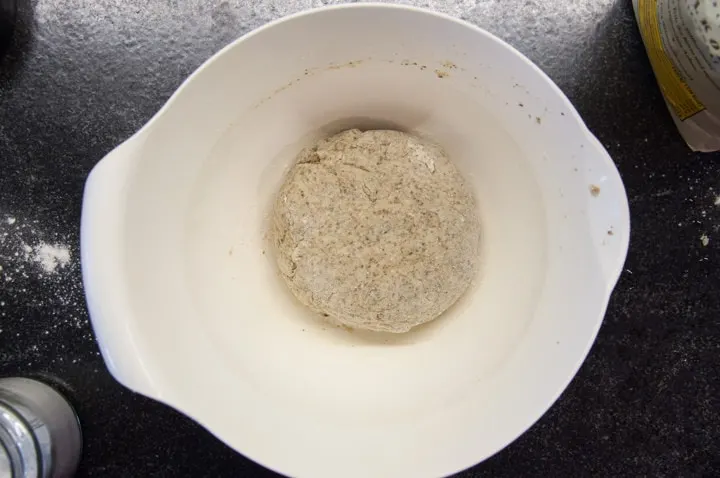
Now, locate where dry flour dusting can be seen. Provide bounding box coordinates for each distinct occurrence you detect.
[32,243,71,273]
[2,217,73,278]
[1,214,87,334]
[0,213,94,369]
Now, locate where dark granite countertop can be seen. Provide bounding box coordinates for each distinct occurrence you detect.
[0,0,718,476]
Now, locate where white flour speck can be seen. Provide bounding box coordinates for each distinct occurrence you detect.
[715,196,720,206]
[32,244,71,273]
[6,217,16,225]
[700,234,710,247]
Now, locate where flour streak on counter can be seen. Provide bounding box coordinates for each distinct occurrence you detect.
[0,215,90,351]
[1,216,73,279]
[29,243,71,274]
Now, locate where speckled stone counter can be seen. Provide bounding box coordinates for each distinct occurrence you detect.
[0,1,718,476]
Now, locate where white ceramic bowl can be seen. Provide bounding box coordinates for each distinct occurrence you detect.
[81,4,630,477]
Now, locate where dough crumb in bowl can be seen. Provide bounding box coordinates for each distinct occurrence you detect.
[271,129,481,333]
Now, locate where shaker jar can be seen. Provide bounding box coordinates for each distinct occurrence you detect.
[0,378,82,478]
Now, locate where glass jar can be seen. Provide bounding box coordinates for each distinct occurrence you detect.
[0,378,82,478]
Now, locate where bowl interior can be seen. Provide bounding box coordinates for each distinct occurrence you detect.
[115,5,628,477]
[186,57,550,416]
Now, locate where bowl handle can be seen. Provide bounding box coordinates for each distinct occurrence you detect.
[81,137,159,399]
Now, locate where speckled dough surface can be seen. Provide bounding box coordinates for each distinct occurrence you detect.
[272,129,480,332]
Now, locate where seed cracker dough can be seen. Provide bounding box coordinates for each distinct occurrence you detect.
[272,129,480,333]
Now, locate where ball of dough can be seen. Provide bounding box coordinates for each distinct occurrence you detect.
[272,129,480,333]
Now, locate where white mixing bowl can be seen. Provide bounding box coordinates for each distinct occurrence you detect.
[81,4,630,477]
